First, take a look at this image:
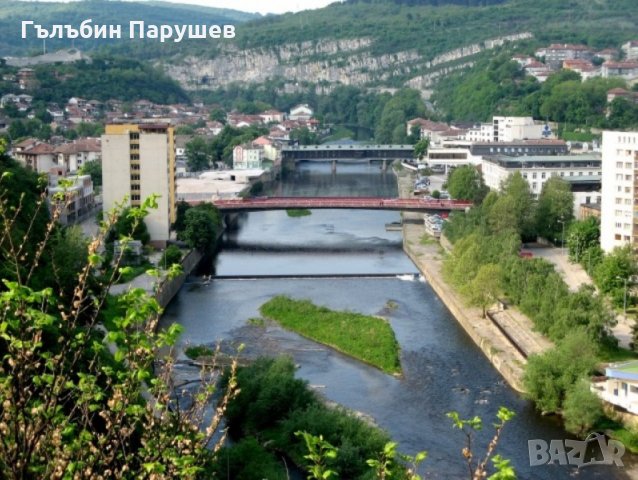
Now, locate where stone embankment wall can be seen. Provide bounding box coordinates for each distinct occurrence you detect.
[155,249,203,308]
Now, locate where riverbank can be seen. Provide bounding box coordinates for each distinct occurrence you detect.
[396,170,536,393]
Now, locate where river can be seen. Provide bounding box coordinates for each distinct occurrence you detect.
[160,162,632,479]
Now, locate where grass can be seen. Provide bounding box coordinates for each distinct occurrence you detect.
[597,344,638,363]
[260,295,401,375]
[420,234,437,246]
[184,345,216,360]
[286,208,312,218]
[595,416,638,454]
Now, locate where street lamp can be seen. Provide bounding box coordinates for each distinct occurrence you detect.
[558,216,566,254]
[617,275,628,322]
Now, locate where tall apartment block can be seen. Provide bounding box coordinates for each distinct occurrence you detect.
[601,131,638,252]
[102,123,176,246]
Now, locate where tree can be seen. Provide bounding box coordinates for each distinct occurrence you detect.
[491,172,536,240]
[523,330,598,413]
[464,263,502,318]
[80,160,102,187]
[160,244,182,268]
[562,379,604,436]
[566,217,600,262]
[535,176,574,244]
[593,246,637,308]
[291,127,319,145]
[0,185,239,478]
[106,207,151,245]
[185,136,210,172]
[182,203,221,252]
[414,137,429,160]
[446,165,489,204]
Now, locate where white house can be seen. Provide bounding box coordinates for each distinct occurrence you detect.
[592,360,638,415]
[621,41,638,61]
[233,145,263,170]
[54,138,101,173]
[289,104,314,122]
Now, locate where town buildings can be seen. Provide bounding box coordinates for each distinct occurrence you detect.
[47,166,95,225]
[600,131,638,253]
[101,123,176,246]
[232,144,264,170]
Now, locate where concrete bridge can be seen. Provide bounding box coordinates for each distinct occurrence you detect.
[281,144,415,171]
[202,197,472,213]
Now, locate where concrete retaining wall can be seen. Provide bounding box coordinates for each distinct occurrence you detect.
[155,249,203,308]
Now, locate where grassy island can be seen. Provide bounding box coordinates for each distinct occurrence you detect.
[259,295,401,374]
[286,208,312,217]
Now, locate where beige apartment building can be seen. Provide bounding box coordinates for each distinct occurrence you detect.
[102,123,176,246]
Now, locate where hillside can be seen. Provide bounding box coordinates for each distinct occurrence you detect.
[160,0,636,93]
[0,0,258,57]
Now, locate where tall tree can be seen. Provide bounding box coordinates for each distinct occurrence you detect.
[185,136,211,172]
[535,176,574,244]
[446,165,489,204]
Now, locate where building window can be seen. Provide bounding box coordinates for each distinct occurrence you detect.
[627,175,632,181]
[541,172,546,179]
[617,162,623,168]
[616,222,622,228]
[130,133,139,140]
[532,182,537,190]
[615,234,622,240]
[560,172,564,176]
[131,184,140,191]
[570,172,574,176]
[131,194,141,201]
[616,198,622,204]
[625,236,631,241]
[627,199,632,205]
[532,172,537,179]
[522,173,527,179]
[130,154,139,160]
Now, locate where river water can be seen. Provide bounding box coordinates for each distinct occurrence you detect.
[161,163,632,479]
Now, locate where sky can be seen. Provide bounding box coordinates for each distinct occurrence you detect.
[24,0,341,15]
[166,0,340,15]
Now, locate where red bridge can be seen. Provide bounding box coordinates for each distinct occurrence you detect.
[200,197,473,213]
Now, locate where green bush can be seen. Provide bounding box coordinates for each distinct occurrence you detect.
[160,245,183,268]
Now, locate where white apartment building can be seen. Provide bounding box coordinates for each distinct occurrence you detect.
[601,131,638,253]
[464,116,549,143]
[102,123,176,246]
[481,154,601,213]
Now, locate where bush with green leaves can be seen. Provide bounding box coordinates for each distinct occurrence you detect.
[160,244,183,268]
[0,156,239,479]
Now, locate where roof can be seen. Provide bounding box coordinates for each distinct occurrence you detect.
[26,143,55,154]
[604,61,638,69]
[55,138,101,155]
[606,360,638,381]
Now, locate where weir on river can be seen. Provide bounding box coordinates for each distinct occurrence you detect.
[160,163,632,479]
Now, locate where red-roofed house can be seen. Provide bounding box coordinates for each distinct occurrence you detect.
[16,141,56,173]
[602,61,638,80]
[55,138,102,172]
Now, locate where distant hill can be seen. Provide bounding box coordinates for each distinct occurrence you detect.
[156,0,637,93]
[0,0,259,56]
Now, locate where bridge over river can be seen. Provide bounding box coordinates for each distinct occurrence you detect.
[196,197,472,213]
[281,144,415,171]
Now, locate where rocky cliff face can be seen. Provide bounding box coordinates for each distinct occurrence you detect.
[164,32,533,93]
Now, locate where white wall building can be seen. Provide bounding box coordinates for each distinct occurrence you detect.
[102,123,176,246]
[233,145,263,170]
[481,154,601,211]
[464,123,494,143]
[289,104,314,122]
[592,360,638,415]
[622,41,638,61]
[493,116,548,142]
[600,131,638,253]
